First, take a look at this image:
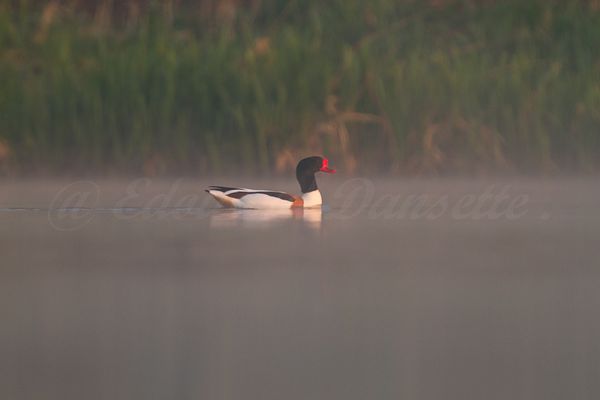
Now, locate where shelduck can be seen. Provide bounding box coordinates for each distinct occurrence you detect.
[206,156,336,209]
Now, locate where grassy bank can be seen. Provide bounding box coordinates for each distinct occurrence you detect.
[1,0,600,175]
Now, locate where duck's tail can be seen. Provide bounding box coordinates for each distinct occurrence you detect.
[205,186,238,208]
[205,185,240,193]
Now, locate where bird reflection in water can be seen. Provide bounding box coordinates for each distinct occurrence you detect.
[209,207,322,230]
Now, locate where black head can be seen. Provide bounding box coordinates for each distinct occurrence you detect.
[296,156,336,193]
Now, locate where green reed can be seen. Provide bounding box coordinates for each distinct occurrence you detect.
[1,0,600,174]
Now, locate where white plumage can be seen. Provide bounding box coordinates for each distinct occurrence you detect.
[206,188,297,209]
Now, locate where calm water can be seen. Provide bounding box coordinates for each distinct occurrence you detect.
[1,178,599,400]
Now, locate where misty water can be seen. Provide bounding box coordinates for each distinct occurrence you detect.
[1,178,599,400]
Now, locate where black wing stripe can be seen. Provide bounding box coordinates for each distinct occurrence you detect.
[227,191,295,202]
[208,186,241,192]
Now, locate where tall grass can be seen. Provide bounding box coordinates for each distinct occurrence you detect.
[1,0,600,175]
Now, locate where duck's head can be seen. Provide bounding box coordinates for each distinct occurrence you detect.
[296,156,335,193]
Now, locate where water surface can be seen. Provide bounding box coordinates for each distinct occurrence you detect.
[1,178,599,400]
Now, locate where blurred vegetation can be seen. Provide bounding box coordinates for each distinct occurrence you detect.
[1,0,600,175]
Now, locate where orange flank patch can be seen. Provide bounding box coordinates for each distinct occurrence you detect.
[291,196,304,208]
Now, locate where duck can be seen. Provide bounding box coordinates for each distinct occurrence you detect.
[206,156,336,209]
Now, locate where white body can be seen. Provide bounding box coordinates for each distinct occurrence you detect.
[207,188,323,209]
[301,190,322,208]
[207,188,294,209]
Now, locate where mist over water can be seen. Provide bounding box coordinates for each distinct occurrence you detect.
[1,178,599,400]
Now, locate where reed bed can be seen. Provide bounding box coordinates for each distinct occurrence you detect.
[1,0,600,175]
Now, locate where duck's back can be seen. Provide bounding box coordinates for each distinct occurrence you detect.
[206,186,297,209]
